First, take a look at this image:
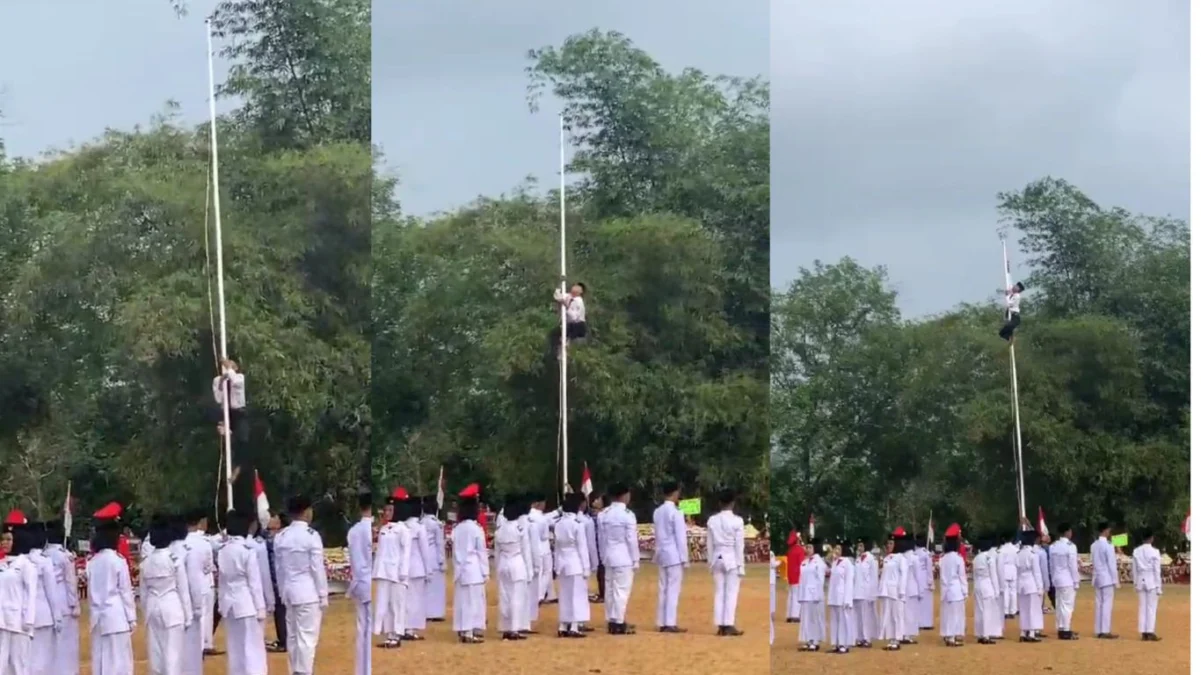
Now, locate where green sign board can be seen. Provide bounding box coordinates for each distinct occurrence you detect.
[1110,533,1129,548]
[679,498,702,516]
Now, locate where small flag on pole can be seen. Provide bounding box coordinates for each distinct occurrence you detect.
[581,463,593,497]
[1183,510,1190,542]
[254,471,270,531]
[436,466,445,511]
[808,514,815,539]
[1038,506,1049,537]
[63,482,73,540]
[927,512,935,548]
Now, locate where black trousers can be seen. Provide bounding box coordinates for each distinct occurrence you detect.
[273,599,288,645]
[1047,585,1056,606]
[549,322,588,353]
[595,563,605,599]
[999,312,1021,341]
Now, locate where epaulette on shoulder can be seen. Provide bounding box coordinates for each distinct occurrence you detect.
[308,526,318,536]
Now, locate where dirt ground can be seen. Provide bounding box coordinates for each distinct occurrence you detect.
[79,564,770,674]
[770,582,1190,675]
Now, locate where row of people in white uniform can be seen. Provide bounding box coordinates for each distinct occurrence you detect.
[0,518,81,675]
[786,522,1165,654]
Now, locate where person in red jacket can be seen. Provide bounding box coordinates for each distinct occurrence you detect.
[785,529,804,623]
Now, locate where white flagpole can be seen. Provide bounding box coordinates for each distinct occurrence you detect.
[559,113,569,497]
[207,19,234,511]
[1001,238,1027,521]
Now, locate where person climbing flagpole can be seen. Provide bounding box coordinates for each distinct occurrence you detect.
[207,19,235,512]
[1000,235,1027,521]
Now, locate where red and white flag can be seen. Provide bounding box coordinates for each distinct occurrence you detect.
[1038,506,1049,537]
[1183,510,1191,542]
[581,463,593,497]
[254,471,270,530]
[63,482,73,540]
[808,514,815,539]
[435,466,445,511]
[926,513,935,546]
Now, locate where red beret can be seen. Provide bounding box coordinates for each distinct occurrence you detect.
[892,527,906,537]
[93,502,122,520]
[458,483,480,498]
[390,487,408,500]
[3,510,26,526]
[945,523,961,538]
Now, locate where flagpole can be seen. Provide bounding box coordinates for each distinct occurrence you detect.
[1001,237,1027,522]
[558,113,569,498]
[207,19,234,511]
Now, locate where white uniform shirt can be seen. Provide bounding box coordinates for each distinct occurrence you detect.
[29,550,62,629]
[371,521,409,584]
[272,521,329,607]
[876,553,907,601]
[1007,291,1021,314]
[451,520,489,586]
[1089,536,1119,589]
[218,536,266,620]
[582,514,599,573]
[139,547,191,629]
[1017,545,1044,595]
[853,552,878,600]
[554,289,586,323]
[998,542,1018,582]
[652,501,688,568]
[601,503,640,569]
[826,557,854,608]
[1048,537,1080,589]
[251,536,275,608]
[1132,543,1162,593]
[212,371,247,409]
[972,550,999,599]
[404,518,434,579]
[493,519,531,583]
[705,510,745,575]
[421,515,446,573]
[552,513,590,578]
[45,544,80,619]
[347,516,373,604]
[86,550,136,635]
[939,551,968,602]
[798,555,826,602]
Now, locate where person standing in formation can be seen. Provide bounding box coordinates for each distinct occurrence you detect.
[552,492,591,639]
[273,496,329,675]
[971,535,1002,644]
[826,540,855,654]
[140,516,192,675]
[181,508,218,674]
[372,488,411,649]
[852,538,877,648]
[914,535,934,631]
[494,497,533,641]
[589,493,610,604]
[784,531,803,623]
[88,508,137,675]
[938,524,967,647]
[1037,533,1052,614]
[451,484,489,644]
[652,481,689,633]
[28,521,65,675]
[998,535,1019,618]
[1017,529,1046,643]
[217,510,269,675]
[876,531,907,652]
[705,489,745,638]
[901,534,921,644]
[403,496,435,641]
[1132,529,1162,642]
[44,519,80,675]
[528,494,554,612]
[347,492,374,673]
[1048,524,1080,640]
[420,496,447,624]
[600,484,639,635]
[1090,522,1120,640]
[581,493,600,615]
[797,537,825,651]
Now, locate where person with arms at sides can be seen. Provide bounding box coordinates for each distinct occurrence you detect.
[180,509,214,675]
[652,481,689,633]
[998,534,1019,618]
[1132,529,1162,642]
[1037,533,1052,614]
[451,485,489,644]
[826,540,855,654]
[852,538,877,648]
[552,492,591,639]
[402,496,434,641]
[1017,529,1046,642]
[900,534,922,644]
[600,484,640,635]
[550,282,588,356]
[971,535,1002,645]
[346,492,374,672]
[493,497,531,641]
[580,492,599,626]
[999,281,1025,343]
[1,522,37,674]
[246,517,275,643]
[88,507,137,675]
[914,535,934,630]
[372,488,411,650]
[274,496,329,675]
[527,494,554,612]
[705,491,746,639]
[876,530,907,652]
[796,537,825,651]
[1049,524,1081,640]
[589,493,609,604]
[27,521,64,675]
[938,525,967,647]
[44,518,80,675]
[139,516,192,675]
[784,531,804,623]
[1090,522,1120,639]
[217,510,268,675]
[420,496,447,623]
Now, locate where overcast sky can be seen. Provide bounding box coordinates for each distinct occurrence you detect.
[372,1,768,216]
[772,0,1189,317]
[0,0,234,160]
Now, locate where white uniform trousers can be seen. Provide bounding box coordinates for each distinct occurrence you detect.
[1054,585,1076,631]
[538,552,554,601]
[1003,581,1018,615]
[90,630,132,675]
[920,592,934,628]
[200,591,215,650]
[799,601,824,643]
[354,599,371,675]
[974,594,1003,638]
[285,602,323,675]
[182,620,204,675]
[904,595,920,636]
[454,583,487,633]
[372,579,404,637]
[785,585,802,619]
[1094,584,1115,635]
[829,605,854,647]
[425,571,446,620]
[657,564,684,628]
[405,575,427,632]
[146,617,184,675]
[1137,589,1159,634]
[605,566,635,623]
[0,631,32,675]
[30,626,54,675]
[557,574,589,628]
[854,599,876,642]
[712,568,740,627]
[497,575,528,633]
[55,617,81,675]
[877,597,903,642]
[1019,593,1044,633]
[940,599,965,638]
[225,616,267,675]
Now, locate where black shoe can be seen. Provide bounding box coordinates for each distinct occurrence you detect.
[607,622,619,634]
[202,649,225,657]
[265,641,287,653]
[1146,633,1162,642]
[400,633,424,641]
[1098,633,1119,640]
[786,618,800,623]
[429,617,446,623]
[377,639,401,649]
[459,634,484,644]
[579,624,595,633]
[614,622,636,635]
[502,632,522,641]
[884,642,900,651]
[1019,635,1040,643]
[1035,631,1047,639]
[659,626,687,633]
[725,626,744,637]
[518,629,537,636]
[901,638,917,645]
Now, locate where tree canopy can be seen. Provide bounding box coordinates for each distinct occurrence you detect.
[770,177,1189,550]
[372,30,769,518]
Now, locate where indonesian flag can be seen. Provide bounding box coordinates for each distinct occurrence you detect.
[1183,511,1190,542]
[435,466,445,511]
[581,463,593,497]
[63,482,73,540]
[808,514,815,539]
[1038,506,1049,537]
[927,513,935,545]
[254,471,270,531]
